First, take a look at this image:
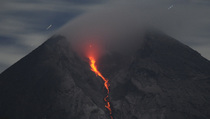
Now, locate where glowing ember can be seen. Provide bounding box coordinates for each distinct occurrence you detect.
[89,56,113,119]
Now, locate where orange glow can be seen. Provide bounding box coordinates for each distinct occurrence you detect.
[89,56,110,93]
[89,56,113,119]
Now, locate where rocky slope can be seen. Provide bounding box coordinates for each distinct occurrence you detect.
[101,31,210,119]
[0,31,210,119]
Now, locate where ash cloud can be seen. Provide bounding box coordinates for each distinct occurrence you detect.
[0,0,210,73]
[58,0,210,59]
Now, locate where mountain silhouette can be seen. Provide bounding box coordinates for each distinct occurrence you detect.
[0,31,210,119]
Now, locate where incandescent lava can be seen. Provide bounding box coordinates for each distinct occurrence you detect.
[88,56,113,119]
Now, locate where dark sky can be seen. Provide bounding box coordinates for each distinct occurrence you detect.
[0,0,210,73]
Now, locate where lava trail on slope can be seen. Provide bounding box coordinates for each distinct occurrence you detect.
[89,56,113,119]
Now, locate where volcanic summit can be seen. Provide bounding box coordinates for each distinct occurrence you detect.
[0,31,210,119]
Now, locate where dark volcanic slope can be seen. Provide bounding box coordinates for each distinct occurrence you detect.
[0,36,109,119]
[100,31,210,119]
[0,31,210,119]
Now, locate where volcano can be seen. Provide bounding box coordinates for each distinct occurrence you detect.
[0,31,210,119]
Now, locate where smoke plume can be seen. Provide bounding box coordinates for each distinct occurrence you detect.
[57,0,210,58]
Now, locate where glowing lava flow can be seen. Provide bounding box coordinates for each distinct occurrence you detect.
[89,56,113,119]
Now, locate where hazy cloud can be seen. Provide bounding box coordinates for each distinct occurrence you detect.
[59,0,210,59]
[0,0,102,72]
[0,0,210,73]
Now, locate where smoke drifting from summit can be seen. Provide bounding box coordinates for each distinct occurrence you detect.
[57,0,210,58]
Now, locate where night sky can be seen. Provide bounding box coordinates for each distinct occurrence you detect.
[0,0,210,73]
